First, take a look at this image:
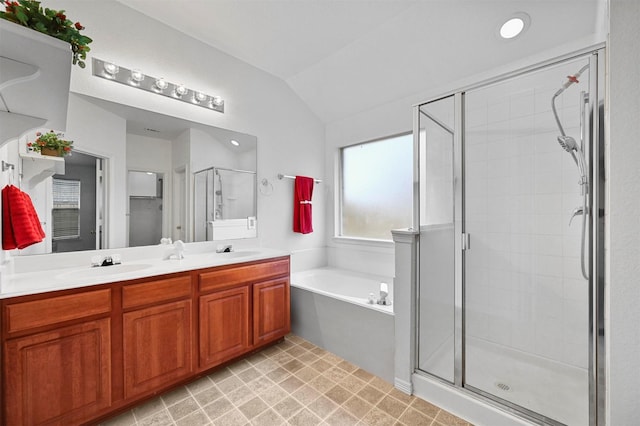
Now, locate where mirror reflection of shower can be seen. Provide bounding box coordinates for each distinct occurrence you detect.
[551,63,590,280]
[215,169,223,220]
[193,167,257,242]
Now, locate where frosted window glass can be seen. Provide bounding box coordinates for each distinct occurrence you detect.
[340,134,412,240]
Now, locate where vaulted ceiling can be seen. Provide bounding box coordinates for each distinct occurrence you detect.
[122,0,606,123]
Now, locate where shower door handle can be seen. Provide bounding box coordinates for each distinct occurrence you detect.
[461,233,470,250]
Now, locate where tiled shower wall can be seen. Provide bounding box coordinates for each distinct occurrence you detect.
[463,58,590,370]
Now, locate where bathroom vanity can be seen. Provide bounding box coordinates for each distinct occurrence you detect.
[0,253,290,425]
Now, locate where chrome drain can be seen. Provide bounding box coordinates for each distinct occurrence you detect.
[495,382,511,392]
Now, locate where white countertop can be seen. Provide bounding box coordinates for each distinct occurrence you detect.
[0,247,289,299]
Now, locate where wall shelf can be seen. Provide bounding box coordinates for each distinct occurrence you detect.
[19,152,65,189]
[0,20,72,144]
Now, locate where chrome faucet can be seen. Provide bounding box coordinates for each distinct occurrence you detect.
[163,240,185,260]
[216,244,233,253]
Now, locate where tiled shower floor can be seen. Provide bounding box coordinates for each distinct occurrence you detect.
[100,335,472,426]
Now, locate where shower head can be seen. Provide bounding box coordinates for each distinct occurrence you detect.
[557,135,578,152]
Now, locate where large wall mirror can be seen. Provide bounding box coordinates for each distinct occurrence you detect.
[7,93,257,256]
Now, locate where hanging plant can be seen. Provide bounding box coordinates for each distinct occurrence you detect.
[0,0,92,68]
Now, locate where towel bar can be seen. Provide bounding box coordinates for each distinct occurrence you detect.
[277,173,322,184]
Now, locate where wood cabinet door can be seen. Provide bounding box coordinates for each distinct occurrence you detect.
[123,300,193,398]
[199,286,250,368]
[4,318,112,426]
[253,278,290,346]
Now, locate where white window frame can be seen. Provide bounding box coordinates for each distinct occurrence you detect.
[334,132,412,244]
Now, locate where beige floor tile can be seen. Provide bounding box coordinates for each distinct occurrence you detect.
[272,395,303,419]
[258,384,289,406]
[237,366,262,383]
[411,398,441,419]
[310,358,333,373]
[226,384,256,406]
[213,408,248,425]
[388,388,414,405]
[251,408,285,426]
[376,395,408,419]
[324,384,352,405]
[435,410,472,426]
[288,408,323,426]
[238,396,268,420]
[175,409,209,426]
[291,384,321,405]
[297,351,320,364]
[228,359,252,374]
[279,375,305,393]
[203,397,234,420]
[361,407,397,426]
[295,365,321,382]
[137,409,174,426]
[193,385,223,406]
[167,396,200,421]
[399,407,435,425]
[107,335,467,426]
[353,368,375,383]
[339,374,367,393]
[324,407,359,426]
[307,395,339,419]
[343,395,373,418]
[161,386,191,407]
[209,367,234,384]
[357,384,386,405]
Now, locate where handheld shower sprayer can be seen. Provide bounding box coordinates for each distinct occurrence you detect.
[551,63,591,280]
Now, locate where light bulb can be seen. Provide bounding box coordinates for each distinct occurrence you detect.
[130,69,144,84]
[154,78,168,91]
[103,62,119,77]
[211,96,223,107]
[175,85,188,98]
[230,140,240,146]
[194,92,207,103]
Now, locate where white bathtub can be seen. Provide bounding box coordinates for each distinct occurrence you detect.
[292,267,394,314]
[290,267,395,382]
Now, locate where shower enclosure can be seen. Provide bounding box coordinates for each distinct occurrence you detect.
[415,50,604,425]
[193,167,257,241]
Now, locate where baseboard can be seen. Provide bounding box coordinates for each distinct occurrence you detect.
[394,377,413,395]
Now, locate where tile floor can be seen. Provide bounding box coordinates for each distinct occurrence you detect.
[101,335,472,426]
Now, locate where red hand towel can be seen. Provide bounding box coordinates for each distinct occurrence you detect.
[293,176,314,234]
[2,185,45,250]
[2,185,17,250]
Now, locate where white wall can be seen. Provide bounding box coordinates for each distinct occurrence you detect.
[325,35,606,279]
[127,133,173,240]
[66,93,127,249]
[45,0,326,268]
[607,0,640,423]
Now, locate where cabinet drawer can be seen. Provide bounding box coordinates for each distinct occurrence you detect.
[5,289,111,334]
[123,275,192,309]
[199,258,289,293]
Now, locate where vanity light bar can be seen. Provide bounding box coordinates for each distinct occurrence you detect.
[91,58,224,113]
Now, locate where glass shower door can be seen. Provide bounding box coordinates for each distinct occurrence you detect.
[463,57,591,425]
[416,95,456,383]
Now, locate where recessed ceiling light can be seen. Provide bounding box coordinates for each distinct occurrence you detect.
[499,13,530,39]
[230,140,240,147]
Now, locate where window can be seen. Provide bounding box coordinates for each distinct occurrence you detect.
[339,133,413,240]
[52,178,81,240]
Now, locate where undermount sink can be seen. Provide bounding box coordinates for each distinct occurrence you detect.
[214,250,261,259]
[58,263,153,279]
